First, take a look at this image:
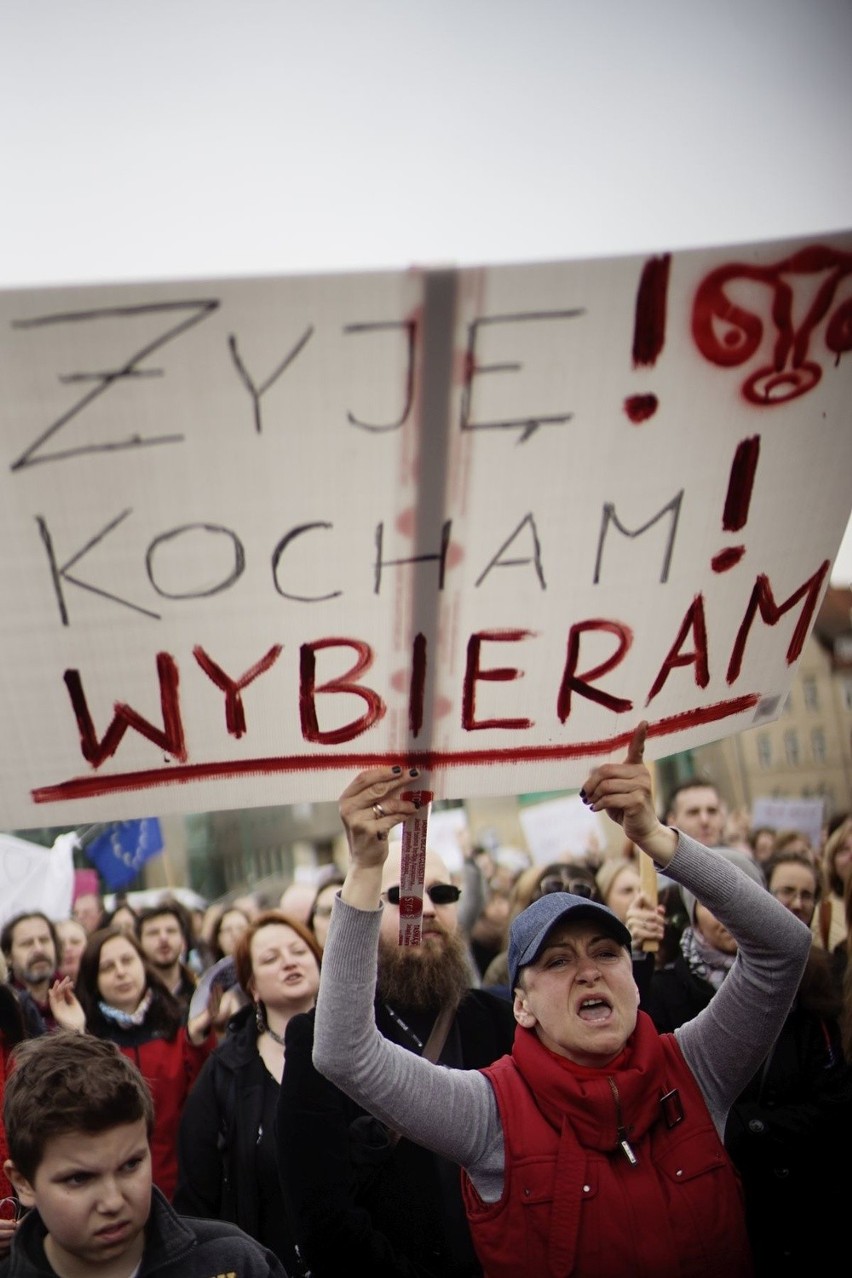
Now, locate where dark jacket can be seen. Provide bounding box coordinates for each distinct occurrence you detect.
[644,951,714,1033]
[277,991,516,1278]
[646,947,852,1277]
[174,1003,298,1271]
[0,1186,287,1277]
[97,1010,212,1202]
[723,953,852,1277]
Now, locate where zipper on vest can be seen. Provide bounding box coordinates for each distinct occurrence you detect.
[606,1076,638,1166]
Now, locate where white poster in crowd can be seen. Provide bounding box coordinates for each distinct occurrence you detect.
[751,796,826,849]
[519,797,609,866]
[1,230,851,826]
[0,832,75,928]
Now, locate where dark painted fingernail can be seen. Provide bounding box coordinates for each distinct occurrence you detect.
[392,765,402,774]
[579,789,587,800]
[376,830,385,841]
[412,799,422,809]
[409,768,419,777]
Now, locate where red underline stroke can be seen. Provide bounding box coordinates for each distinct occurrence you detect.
[30,695,760,804]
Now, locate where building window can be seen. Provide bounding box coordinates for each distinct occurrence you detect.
[811,728,826,764]
[757,734,772,768]
[802,677,818,711]
[784,730,800,766]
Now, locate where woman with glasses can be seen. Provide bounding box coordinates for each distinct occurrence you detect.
[481,862,601,993]
[307,873,346,951]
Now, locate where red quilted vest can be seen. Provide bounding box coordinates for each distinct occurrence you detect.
[463,1013,753,1278]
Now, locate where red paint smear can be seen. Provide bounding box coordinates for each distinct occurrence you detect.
[452,347,476,385]
[623,394,658,423]
[712,546,745,573]
[722,436,760,531]
[632,255,671,368]
[396,508,416,537]
[30,695,759,804]
[393,511,463,567]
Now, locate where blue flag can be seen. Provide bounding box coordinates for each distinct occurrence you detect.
[84,819,164,891]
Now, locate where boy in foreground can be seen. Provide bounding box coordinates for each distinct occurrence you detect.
[0,1031,287,1278]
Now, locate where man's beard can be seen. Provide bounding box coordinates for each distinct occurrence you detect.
[20,954,53,985]
[377,922,472,1012]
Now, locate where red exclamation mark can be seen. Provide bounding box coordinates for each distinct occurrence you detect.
[624,253,671,424]
[711,435,761,572]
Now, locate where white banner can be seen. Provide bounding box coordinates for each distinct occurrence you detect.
[0,833,75,928]
[1,231,850,825]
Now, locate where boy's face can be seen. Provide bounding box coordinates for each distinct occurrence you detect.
[8,1120,151,1274]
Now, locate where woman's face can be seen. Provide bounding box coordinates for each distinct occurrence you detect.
[97,935,147,1012]
[834,831,852,884]
[110,907,138,935]
[250,923,320,1011]
[217,909,249,956]
[604,865,641,922]
[56,919,88,980]
[310,886,339,950]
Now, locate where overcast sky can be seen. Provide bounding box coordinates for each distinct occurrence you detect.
[3,0,851,581]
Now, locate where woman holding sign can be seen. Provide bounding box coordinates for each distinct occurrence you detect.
[312,723,811,1277]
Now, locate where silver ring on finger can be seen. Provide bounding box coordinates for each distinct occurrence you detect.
[372,803,386,820]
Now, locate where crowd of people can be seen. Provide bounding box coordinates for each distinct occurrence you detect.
[0,735,850,1276]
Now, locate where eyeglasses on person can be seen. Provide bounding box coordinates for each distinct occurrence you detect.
[771,885,816,907]
[538,871,594,898]
[384,884,462,906]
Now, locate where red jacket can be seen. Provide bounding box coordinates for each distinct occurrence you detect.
[116,1028,213,1201]
[0,1038,12,1200]
[464,1013,753,1278]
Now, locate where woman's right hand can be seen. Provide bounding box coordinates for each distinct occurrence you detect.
[338,765,421,869]
[47,976,86,1033]
[337,765,422,911]
[625,890,666,951]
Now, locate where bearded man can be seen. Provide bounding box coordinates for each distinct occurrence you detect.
[276,843,515,1278]
[0,912,61,1031]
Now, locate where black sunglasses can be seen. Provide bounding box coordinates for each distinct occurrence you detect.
[538,875,594,899]
[384,884,462,906]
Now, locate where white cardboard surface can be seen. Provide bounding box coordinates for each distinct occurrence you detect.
[1,230,851,825]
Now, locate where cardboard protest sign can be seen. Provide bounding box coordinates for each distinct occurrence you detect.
[1,231,850,826]
[518,796,608,866]
[750,796,825,850]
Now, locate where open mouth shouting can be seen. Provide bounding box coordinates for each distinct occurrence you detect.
[577,996,613,1023]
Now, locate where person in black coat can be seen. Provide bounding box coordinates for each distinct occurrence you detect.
[174,910,322,1273]
[645,848,852,1277]
[276,844,516,1278]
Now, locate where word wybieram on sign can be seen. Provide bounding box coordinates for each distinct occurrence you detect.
[0,233,850,827]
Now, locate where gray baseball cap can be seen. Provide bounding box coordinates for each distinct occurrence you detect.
[508,892,632,991]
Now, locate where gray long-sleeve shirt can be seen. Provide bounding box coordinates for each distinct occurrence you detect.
[313,832,811,1204]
